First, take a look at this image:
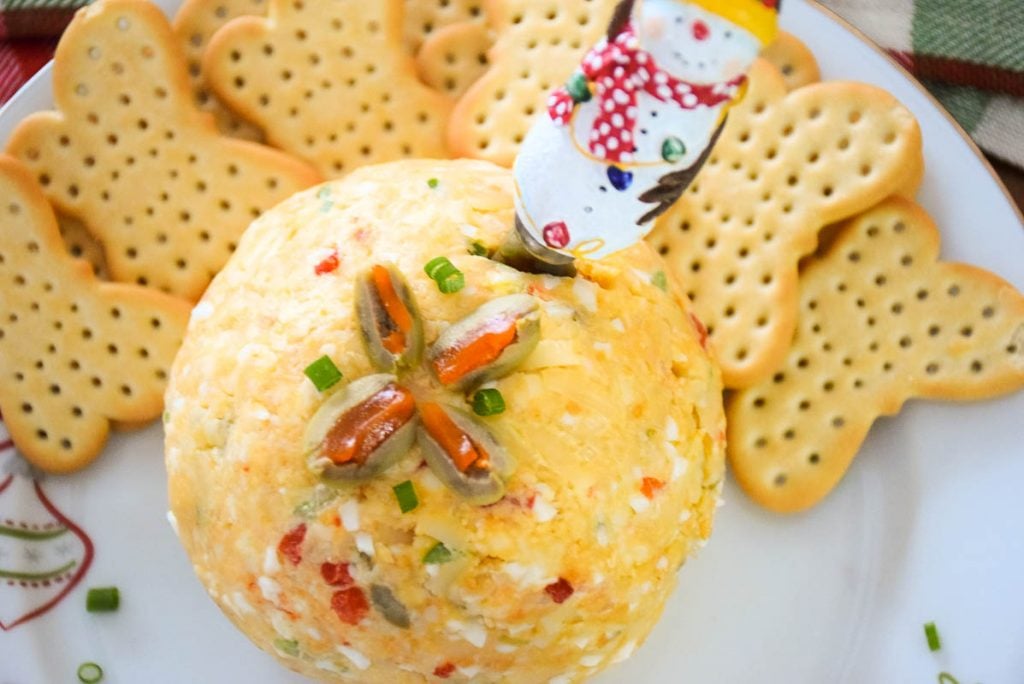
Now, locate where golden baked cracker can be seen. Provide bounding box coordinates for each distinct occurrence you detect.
[172,0,267,141]
[447,0,622,166]
[403,0,487,54]
[0,155,192,473]
[6,0,320,301]
[727,197,1024,513]
[58,214,109,279]
[762,31,820,92]
[647,59,924,388]
[416,21,492,98]
[204,0,453,179]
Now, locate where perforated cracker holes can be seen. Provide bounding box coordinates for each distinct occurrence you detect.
[0,155,191,473]
[727,198,1024,513]
[204,0,453,179]
[761,31,821,92]
[6,0,320,301]
[447,0,622,167]
[173,0,268,141]
[416,21,493,98]
[403,0,487,53]
[647,59,923,388]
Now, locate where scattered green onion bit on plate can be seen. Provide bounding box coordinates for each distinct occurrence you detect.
[423,541,454,564]
[86,587,119,612]
[924,621,941,652]
[472,388,506,416]
[424,256,465,294]
[427,178,440,189]
[304,355,343,392]
[274,638,300,657]
[652,270,668,291]
[393,480,419,513]
[937,673,959,684]
[77,662,103,683]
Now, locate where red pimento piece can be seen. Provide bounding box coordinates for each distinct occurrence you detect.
[420,402,489,472]
[314,251,340,275]
[432,316,518,386]
[641,477,665,500]
[320,561,354,588]
[331,587,369,625]
[434,662,456,678]
[544,577,575,604]
[321,383,416,465]
[278,523,307,566]
[689,312,709,350]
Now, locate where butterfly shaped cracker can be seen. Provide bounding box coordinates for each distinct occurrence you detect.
[203,0,452,179]
[727,197,1024,513]
[762,30,820,92]
[646,58,924,388]
[403,0,488,54]
[0,155,192,473]
[172,0,268,141]
[416,21,493,98]
[447,0,623,167]
[5,0,320,302]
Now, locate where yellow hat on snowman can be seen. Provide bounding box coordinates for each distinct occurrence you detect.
[688,0,780,45]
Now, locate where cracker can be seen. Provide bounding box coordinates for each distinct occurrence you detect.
[416,21,492,98]
[58,214,109,280]
[5,0,320,301]
[727,197,1024,513]
[762,31,820,92]
[204,0,453,179]
[172,0,267,141]
[0,155,192,473]
[646,58,924,388]
[403,0,487,54]
[447,0,622,167]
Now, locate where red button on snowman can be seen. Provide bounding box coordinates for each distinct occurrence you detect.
[513,0,780,262]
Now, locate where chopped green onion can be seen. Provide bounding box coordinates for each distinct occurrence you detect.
[393,480,419,513]
[472,388,506,416]
[304,355,343,392]
[427,178,440,189]
[86,587,119,613]
[274,638,300,657]
[936,674,959,684]
[77,662,103,683]
[924,621,941,652]
[423,541,454,564]
[651,270,668,291]
[469,241,488,256]
[424,257,465,294]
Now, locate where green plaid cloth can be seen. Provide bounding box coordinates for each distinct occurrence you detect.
[823,0,1024,169]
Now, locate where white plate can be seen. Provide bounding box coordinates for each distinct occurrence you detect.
[2,1,1022,682]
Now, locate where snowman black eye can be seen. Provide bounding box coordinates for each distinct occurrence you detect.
[725,30,733,38]
[584,206,594,213]
[675,16,683,24]
[651,111,658,118]
[599,185,608,193]
[640,128,648,135]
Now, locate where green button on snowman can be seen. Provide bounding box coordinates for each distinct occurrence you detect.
[512,0,780,265]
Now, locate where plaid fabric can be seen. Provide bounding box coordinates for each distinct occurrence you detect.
[822,0,1024,168]
[0,0,1021,169]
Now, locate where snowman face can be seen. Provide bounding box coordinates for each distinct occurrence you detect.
[641,0,761,82]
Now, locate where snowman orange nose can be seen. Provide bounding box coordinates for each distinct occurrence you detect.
[692,20,710,41]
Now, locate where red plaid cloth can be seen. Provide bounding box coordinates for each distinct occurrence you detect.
[0,7,74,107]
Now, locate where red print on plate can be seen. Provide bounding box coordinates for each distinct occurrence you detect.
[0,417,94,631]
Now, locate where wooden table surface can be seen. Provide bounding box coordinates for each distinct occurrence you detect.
[991,158,1024,216]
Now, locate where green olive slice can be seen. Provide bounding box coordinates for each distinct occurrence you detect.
[428,294,540,390]
[356,264,424,373]
[418,403,514,505]
[305,374,417,481]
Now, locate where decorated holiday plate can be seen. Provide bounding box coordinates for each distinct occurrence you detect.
[2,0,1023,682]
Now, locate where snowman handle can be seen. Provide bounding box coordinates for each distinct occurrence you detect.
[607,0,638,40]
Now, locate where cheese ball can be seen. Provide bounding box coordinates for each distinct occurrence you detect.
[165,160,725,683]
